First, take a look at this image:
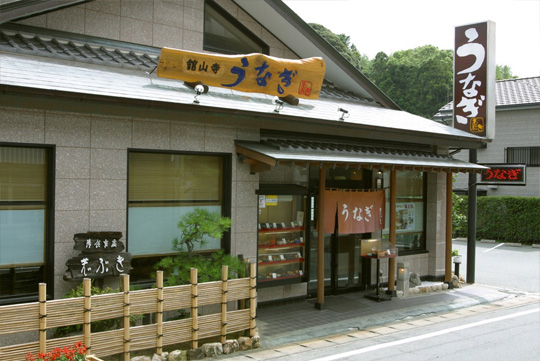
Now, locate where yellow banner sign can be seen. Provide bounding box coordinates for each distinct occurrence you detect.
[157,48,326,100]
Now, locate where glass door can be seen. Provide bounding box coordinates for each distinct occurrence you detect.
[307,194,365,297]
[335,234,362,291]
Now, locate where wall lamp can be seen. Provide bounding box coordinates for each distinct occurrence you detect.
[184,81,209,104]
[273,97,284,112]
[193,84,205,104]
[338,107,349,121]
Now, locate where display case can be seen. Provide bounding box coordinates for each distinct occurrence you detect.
[257,188,307,286]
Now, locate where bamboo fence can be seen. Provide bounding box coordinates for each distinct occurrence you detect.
[0,264,257,361]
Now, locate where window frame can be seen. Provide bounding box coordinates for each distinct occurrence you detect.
[505,146,540,167]
[0,143,55,305]
[203,0,269,55]
[126,149,232,284]
[382,170,428,256]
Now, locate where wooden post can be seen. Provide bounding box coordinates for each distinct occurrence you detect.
[249,262,257,337]
[388,169,397,293]
[121,274,130,361]
[316,165,326,309]
[445,171,453,283]
[83,278,92,354]
[38,283,47,354]
[156,271,164,355]
[190,268,198,350]
[220,265,228,343]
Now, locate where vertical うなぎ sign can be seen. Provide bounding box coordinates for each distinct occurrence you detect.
[454,21,496,139]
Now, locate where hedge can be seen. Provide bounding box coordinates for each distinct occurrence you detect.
[453,196,540,244]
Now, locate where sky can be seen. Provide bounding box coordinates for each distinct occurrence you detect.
[283,0,540,78]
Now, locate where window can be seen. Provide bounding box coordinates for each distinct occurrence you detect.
[204,0,269,55]
[0,145,53,304]
[506,146,540,166]
[382,171,426,253]
[127,151,231,283]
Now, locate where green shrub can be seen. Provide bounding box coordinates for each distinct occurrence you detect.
[54,281,141,337]
[453,196,540,244]
[154,208,245,286]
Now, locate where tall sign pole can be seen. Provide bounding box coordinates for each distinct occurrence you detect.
[453,21,496,284]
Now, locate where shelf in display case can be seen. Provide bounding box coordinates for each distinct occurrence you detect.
[257,191,307,287]
[259,274,303,282]
[259,227,305,233]
[258,243,305,249]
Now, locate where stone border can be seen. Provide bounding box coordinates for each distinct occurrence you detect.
[130,334,260,361]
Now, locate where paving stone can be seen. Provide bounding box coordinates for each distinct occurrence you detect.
[300,339,333,349]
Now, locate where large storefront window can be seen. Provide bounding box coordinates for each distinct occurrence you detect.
[0,145,52,304]
[127,151,230,282]
[383,170,426,253]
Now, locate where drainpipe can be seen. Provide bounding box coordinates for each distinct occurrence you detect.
[467,149,477,284]
[445,171,453,284]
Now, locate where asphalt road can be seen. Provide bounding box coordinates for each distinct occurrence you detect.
[452,241,540,293]
[278,303,540,361]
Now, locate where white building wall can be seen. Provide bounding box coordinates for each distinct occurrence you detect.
[453,107,540,197]
[16,0,299,59]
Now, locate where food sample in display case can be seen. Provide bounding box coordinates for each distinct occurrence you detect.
[257,193,306,284]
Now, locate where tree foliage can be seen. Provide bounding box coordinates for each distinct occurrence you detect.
[153,208,245,286]
[174,208,231,255]
[496,65,517,80]
[369,46,454,118]
[310,24,518,118]
[310,23,370,72]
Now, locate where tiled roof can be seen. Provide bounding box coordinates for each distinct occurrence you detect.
[0,25,487,147]
[436,76,540,114]
[235,139,488,172]
[496,77,540,106]
[0,25,159,71]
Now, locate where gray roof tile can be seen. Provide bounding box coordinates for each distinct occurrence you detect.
[436,76,540,115]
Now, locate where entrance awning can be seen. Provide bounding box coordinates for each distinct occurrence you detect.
[236,139,488,173]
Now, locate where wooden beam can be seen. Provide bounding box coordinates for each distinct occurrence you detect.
[388,169,397,292]
[250,162,272,173]
[316,165,326,309]
[236,145,276,166]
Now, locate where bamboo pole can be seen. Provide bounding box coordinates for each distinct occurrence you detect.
[190,268,198,350]
[445,171,453,283]
[38,283,47,354]
[83,278,91,354]
[316,165,326,309]
[220,265,228,343]
[388,169,397,292]
[249,262,257,337]
[121,274,130,361]
[156,271,164,355]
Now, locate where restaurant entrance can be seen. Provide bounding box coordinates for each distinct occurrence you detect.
[308,167,373,297]
[307,198,371,297]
